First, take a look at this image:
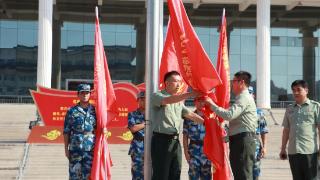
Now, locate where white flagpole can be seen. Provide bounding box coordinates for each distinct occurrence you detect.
[144,0,163,180]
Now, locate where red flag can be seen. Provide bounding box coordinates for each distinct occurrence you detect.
[167,0,221,93]
[159,19,188,93]
[203,9,232,180]
[91,7,116,180]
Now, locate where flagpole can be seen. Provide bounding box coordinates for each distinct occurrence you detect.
[145,0,163,180]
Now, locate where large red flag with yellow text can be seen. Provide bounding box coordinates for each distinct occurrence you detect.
[203,9,232,180]
[167,0,221,93]
[159,19,188,93]
[91,7,116,180]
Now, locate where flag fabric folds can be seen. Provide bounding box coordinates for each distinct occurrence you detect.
[159,19,188,93]
[167,0,221,93]
[203,9,232,180]
[167,0,230,178]
[91,7,116,180]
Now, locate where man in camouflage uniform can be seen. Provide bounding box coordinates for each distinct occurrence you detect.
[183,98,212,180]
[63,84,96,180]
[128,91,146,180]
[248,86,268,180]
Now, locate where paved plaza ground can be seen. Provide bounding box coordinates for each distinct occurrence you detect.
[0,104,293,179]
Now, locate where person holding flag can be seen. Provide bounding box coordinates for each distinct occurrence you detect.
[63,84,96,180]
[203,71,258,180]
[151,71,204,180]
[127,91,146,180]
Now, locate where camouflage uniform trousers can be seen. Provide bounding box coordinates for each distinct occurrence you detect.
[253,139,262,180]
[131,151,144,180]
[188,143,212,180]
[69,150,93,180]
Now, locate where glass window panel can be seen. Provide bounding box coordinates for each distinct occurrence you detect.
[1,28,17,48]
[198,34,210,55]
[287,28,302,37]
[271,46,287,56]
[131,32,136,48]
[287,56,302,75]
[240,55,256,73]
[103,31,115,46]
[33,30,38,46]
[209,53,216,64]
[287,47,302,56]
[271,75,287,101]
[240,36,256,55]
[101,24,116,32]
[84,23,94,32]
[229,54,240,74]
[271,28,287,36]
[229,35,240,55]
[271,55,287,75]
[63,22,83,31]
[211,35,219,55]
[209,27,219,35]
[116,32,132,46]
[0,20,17,28]
[84,31,94,46]
[195,26,210,35]
[240,28,256,36]
[61,30,68,49]
[271,36,280,46]
[18,21,36,29]
[18,29,34,47]
[116,24,133,33]
[230,28,240,36]
[67,30,83,47]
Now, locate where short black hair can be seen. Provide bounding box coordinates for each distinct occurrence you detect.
[164,71,180,82]
[291,80,308,89]
[234,71,251,87]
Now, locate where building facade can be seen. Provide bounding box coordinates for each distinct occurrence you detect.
[0,0,320,103]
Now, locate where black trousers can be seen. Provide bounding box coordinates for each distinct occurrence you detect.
[288,153,318,180]
[151,133,182,180]
[229,133,256,180]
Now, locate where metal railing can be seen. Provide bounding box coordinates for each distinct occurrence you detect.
[0,95,34,104]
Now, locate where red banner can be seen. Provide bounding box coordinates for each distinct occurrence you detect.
[30,90,79,126]
[113,82,140,95]
[109,87,138,127]
[37,84,77,96]
[31,88,137,127]
[27,126,133,144]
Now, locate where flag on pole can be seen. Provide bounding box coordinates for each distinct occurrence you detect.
[159,19,188,93]
[167,0,221,93]
[203,9,232,180]
[91,7,116,180]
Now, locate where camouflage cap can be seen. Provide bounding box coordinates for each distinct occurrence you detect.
[77,84,91,92]
[137,91,145,99]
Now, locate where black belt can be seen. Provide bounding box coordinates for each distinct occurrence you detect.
[229,132,256,141]
[190,140,203,145]
[153,132,179,140]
